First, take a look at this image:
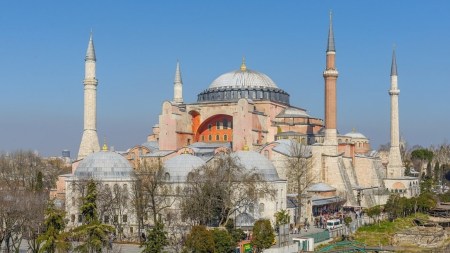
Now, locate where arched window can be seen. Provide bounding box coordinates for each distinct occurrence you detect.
[259,203,265,215]
[216,135,220,141]
[224,135,228,141]
[208,135,212,141]
[165,172,170,181]
[201,135,205,141]
[216,121,221,130]
[223,119,228,129]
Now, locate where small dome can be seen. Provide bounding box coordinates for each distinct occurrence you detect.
[75,151,134,180]
[209,69,278,89]
[307,183,336,192]
[345,129,367,139]
[164,154,205,182]
[232,151,280,181]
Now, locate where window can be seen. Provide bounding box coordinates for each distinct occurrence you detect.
[72,183,76,192]
[216,135,220,141]
[130,227,133,234]
[114,215,118,223]
[72,197,75,206]
[165,172,170,181]
[201,135,205,141]
[216,121,221,130]
[187,138,191,145]
[259,203,265,215]
[123,215,128,223]
[208,135,212,141]
[223,119,228,129]
[224,135,228,141]
[71,214,75,223]
[104,215,110,223]
[208,124,212,131]
[78,214,82,223]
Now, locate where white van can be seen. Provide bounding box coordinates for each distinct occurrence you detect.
[326,219,342,229]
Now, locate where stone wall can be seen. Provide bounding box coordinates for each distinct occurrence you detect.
[393,226,447,248]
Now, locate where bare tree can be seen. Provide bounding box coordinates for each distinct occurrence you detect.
[132,159,174,237]
[181,153,273,226]
[284,141,315,225]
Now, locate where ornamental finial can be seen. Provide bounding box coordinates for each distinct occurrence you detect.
[240,56,247,71]
[102,137,108,151]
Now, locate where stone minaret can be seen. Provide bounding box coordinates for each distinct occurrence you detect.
[387,49,404,178]
[78,33,100,160]
[173,61,183,104]
[323,12,339,150]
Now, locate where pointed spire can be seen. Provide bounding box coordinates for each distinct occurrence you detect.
[391,47,398,76]
[86,32,96,61]
[240,56,247,71]
[327,10,336,52]
[174,60,182,84]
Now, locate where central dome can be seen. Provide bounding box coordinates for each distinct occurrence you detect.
[209,69,278,89]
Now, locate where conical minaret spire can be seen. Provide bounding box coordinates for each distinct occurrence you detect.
[323,11,339,151]
[387,48,404,178]
[78,32,100,160]
[173,61,183,104]
[327,11,336,52]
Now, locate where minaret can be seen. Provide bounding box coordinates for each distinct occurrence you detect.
[173,61,183,104]
[77,33,100,160]
[387,49,404,178]
[323,11,339,150]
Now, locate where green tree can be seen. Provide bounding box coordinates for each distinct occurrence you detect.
[274,209,290,228]
[251,219,274,253]
[211,229,234,253]
[184,225,215,253]
[366,206,381,224]
[141,222,168,253]
[71,180,114,253]
[38,202,70,253]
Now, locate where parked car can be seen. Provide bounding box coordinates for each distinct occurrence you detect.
[326,219,343,229]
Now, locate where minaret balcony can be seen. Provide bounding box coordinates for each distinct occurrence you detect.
[389,89,400,95]
[323,69,339,77]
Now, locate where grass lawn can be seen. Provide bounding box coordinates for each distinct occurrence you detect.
[353,213,428,246]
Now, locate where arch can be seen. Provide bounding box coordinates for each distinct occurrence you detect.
[195,114,233,142]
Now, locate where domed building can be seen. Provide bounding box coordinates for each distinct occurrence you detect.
[148,59,324,152]
[160,151,287,226]
[65,148,138,241]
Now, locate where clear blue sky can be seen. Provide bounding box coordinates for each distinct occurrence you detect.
[1,1,449,157]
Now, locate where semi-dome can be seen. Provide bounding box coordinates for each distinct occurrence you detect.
[164,154,205,182]
[209,69,278,89]
[232,151,280,181]
[75,151,134,180]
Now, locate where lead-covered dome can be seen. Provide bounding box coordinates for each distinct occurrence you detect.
[197,60,290,105]
[232,151,280,181]
[164,154,205,182]
[75,151,134,180]
[209,69,278,89]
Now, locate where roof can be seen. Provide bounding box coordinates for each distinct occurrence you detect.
[307,182,336,192]
[276,107,310,118]
[272,139,312,157]
[208,69,278,89]
[141,141,159,152]
[312,196,345,206]
[74,151,134,180]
